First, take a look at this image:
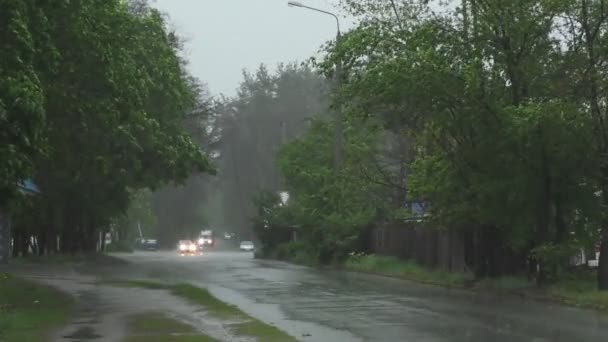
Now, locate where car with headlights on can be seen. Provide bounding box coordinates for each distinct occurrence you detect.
[239,241,255,252]
[177,240,199,256]
[197,229,214,249]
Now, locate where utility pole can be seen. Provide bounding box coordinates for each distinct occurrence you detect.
[333,31,343,170]
[280,120,287,145]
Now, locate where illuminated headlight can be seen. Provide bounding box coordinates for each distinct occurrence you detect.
[179,244,187,251]
[188,244,196,252]
[198,238,204,245]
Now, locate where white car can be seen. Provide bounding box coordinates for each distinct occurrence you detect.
[178,240,198,256]
[239,241,255,252]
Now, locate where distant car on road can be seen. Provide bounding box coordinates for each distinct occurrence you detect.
[197,230,214,249]
[135,238,157,250]
[141,239,159,251]
[178,240,198,256]
[239,241,255,252]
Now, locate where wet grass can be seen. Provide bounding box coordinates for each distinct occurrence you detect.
[108,280,296,341]
[345,255,608,312]
[234,320,297,342]
[107,279,169,290]
[473,270,608,310]
[12,253,88,264]
[170,284,243,319]
[548,278,608,311]
[475,276,533,292]
[0,272,74,341]
[477,275,608,310]
[125,336,216,342]
[345,254,473,287]
[124,312,218,342]
[12,252,128,266]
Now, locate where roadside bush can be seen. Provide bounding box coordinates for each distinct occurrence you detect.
[274,242,317,265]
[252,191,294,254]
[105,240,133,253]
[530,243,582,282]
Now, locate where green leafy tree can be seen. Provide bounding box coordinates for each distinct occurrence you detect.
[0,0,51,205]
[272,114,389,262]
[216,63,328,234]
[113,189,158,243]
[321,0,600,284]
[7,0,212,255]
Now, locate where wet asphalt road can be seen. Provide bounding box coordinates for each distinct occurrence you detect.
[107,248,608,342]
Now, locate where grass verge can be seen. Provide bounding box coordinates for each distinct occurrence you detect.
[345,254,608,312]
[345,254,472,287]
[107,280,296,342]
[0,272,74,341]
[12,252,128,266]
[124,312,218,342]
[548,278,608,311]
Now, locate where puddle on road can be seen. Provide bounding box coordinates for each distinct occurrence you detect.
[206,284,364,342]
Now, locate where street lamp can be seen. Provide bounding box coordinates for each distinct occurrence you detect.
[288,1,343,170]
[287,1,341,36]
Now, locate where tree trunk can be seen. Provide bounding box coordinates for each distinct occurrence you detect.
[31,235,39,256]
[12,230,20,257]
[474,227,498,278]
[473,230,486,278]
[38,230,47,256]
[100,229,107,252]
[20,234,29,257]
[535,125,552,287]
[47,227,57,254]
[554,195,566,243]
[598,189,608,290]
[598,228,608,290]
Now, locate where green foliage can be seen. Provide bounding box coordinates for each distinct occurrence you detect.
[270,242,317,265]
[216,63,328,234]
[3,0,213,255]
[0,0,50,203]
[105,240,134,253]
[268,116,387,262]
[113,189,158,242]
[322,0,608,287]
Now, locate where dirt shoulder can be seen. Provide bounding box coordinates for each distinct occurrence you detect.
[5,261,294,342]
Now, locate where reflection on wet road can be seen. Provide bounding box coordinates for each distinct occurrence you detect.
[109,250,608,342]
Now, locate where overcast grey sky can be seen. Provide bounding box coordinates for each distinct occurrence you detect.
[153,0,353,96]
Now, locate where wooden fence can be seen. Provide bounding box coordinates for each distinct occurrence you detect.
[370,222,467,272]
